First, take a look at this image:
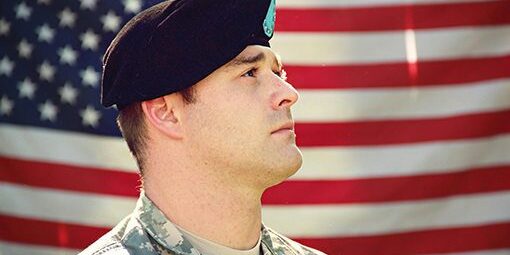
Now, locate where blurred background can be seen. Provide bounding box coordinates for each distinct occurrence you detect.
[1,0,510,254]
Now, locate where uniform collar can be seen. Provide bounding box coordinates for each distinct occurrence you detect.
[135,191,201,254]
[134,191,282,255]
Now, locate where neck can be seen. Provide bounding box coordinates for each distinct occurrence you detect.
[143,165,264,250]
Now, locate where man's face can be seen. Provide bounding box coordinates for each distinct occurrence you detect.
[180,45,302,189]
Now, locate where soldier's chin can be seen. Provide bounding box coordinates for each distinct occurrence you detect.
[284,155,303,179]
[286,147,303,176]
[266,155,303,188]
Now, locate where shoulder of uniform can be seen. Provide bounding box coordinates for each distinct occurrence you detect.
[262,226,328,255]
[79,215,152,255]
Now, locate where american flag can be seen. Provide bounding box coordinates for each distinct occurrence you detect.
[1,0,510,254]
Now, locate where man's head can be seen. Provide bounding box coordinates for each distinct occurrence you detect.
[103,0,301,188]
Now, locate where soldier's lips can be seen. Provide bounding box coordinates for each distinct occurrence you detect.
[271,121,295,135]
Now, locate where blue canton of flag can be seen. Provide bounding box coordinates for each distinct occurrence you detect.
[0,0,163,136]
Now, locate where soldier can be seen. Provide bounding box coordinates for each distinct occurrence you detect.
[80,0,326,254]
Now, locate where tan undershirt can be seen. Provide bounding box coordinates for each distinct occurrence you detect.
[174,224,262,255]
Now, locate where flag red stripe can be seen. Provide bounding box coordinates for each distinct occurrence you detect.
[0,214,109,249]
[287,55,510,89]
[0,156,139,197]
[296,109,510,146]
[3,156,510,205]
[263,165,510,204]
[276,1,510,32]
[296,222,510,255]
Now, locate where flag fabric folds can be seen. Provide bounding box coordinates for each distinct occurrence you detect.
[1,0,510,254]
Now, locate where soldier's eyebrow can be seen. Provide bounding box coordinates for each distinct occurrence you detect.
[225,51,283,71]
[226,52,266,69]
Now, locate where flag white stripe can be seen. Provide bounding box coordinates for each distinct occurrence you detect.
[263,191,510,237]
[273,26,510,64]
[0,241,79,255]
[277,0,493,8]
[296,79,510,122]
[294,89,341,122]
[294,134,510,180]
[0,184,135,228]
[1,125,509,180]
[2,183,510,238]
[0,124,138,172]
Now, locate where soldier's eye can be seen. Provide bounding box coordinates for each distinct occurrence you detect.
[242,68,257,78]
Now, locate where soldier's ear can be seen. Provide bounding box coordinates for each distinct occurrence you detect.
[141,94,183,139]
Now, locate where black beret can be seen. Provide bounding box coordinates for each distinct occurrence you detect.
[101,0,276,109]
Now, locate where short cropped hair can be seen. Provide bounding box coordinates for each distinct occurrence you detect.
[117,87,196,175]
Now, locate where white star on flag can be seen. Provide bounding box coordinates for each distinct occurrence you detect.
[80,105,101,127]
[38,61,56,82]
[36,24,55,43]
[58,8,77,28]
[0,56,14,76]
[101,11,122,32]
[58,45,79,65]
[80,66,100,87]
[17,39,33,58]
[17,78,37,99]
[80,29,100,51]
[0,96,14,116]
[38,100,59,122]
[123,0,142,14]
[15,2,32,20]
[58,83,79,104]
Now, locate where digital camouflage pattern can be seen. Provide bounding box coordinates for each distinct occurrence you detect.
[80,192,327,255]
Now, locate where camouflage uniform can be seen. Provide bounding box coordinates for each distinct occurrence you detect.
[80,192,326,255]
